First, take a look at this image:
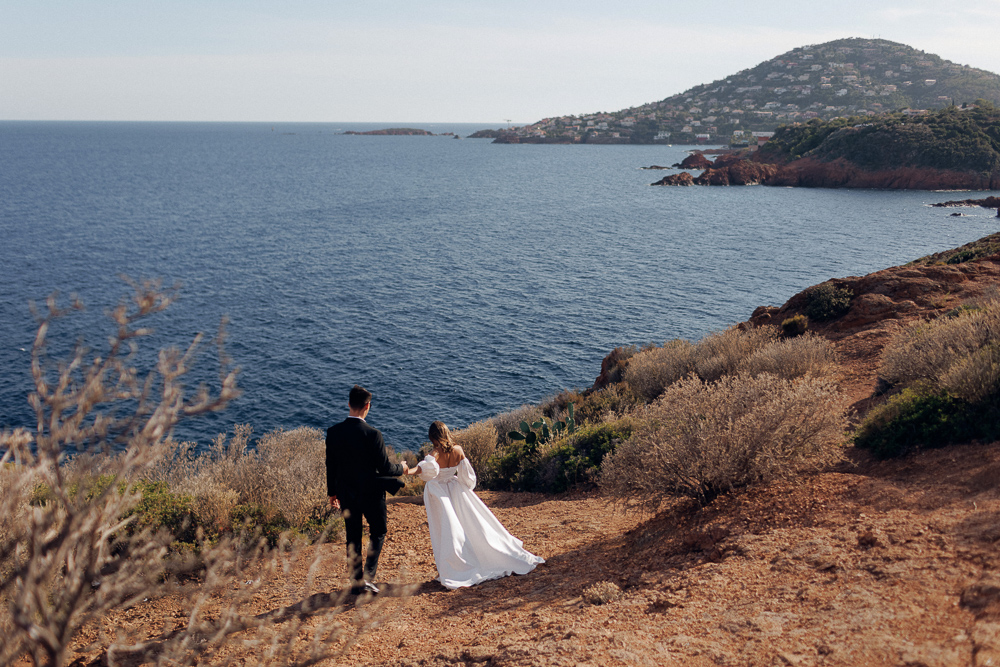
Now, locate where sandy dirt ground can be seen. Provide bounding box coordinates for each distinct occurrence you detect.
[60,439,1000,667]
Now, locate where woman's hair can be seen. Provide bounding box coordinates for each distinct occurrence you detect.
[428,421,454,454]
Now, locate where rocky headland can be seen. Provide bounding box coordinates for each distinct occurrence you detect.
[654,104,1000,190]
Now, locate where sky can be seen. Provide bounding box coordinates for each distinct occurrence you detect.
[2,1,1000,124]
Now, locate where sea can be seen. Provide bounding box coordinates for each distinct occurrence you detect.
[1,120,998,452]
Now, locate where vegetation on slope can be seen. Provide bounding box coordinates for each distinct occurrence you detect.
[758,101,1000,174]
[855,297,1000,458]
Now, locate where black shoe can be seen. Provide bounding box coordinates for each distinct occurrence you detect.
[350,581,380,596]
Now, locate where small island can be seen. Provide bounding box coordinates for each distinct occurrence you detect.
[343,128,444,136]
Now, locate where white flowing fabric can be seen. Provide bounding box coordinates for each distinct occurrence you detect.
[417,454,543,590]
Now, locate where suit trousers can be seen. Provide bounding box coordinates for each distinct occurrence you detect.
[342,492,388,583]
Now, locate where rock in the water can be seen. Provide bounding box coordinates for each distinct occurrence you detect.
[651,172,695,186]
[672,153,713,170]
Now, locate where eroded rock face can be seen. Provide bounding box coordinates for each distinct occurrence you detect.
[651,172,695,186]
[754,156,1000,190]
[693,160,779,186]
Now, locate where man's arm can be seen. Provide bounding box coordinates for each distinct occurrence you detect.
[372,430,404,477]
[325,427,339,502]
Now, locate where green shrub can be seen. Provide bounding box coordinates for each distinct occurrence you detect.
[230,504,291,547]
[123,480,198,544]
[782,314,808,337]
[538,419,635,493]
[482,441,541,492]
[804,284,853,321]
[853,385,982,459]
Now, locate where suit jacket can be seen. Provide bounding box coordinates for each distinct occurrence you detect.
[326,417,404,503]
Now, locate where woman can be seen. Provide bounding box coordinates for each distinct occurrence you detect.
[404,421,543,590]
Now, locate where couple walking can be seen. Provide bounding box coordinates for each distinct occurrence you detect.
[326,385,543,595]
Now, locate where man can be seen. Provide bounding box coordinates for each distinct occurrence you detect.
[326,385,408,595]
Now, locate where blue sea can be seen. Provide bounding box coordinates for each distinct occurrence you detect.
[1,120,998,452]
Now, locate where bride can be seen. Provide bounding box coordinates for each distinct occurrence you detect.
[402,421,543,590]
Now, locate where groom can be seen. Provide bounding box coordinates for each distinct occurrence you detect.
[326,385,408,595]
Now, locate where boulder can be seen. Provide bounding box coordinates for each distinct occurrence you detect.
[651,172,695,186]
[673,153,713,170]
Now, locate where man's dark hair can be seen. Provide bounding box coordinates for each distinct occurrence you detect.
[349,385,372,410]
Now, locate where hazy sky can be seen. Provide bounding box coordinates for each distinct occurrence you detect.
[2,0,999,124]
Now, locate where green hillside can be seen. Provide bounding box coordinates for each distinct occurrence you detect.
[757,102,1000,174]
[497,38,1000,145]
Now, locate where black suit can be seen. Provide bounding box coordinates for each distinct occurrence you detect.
[326,417,403,585]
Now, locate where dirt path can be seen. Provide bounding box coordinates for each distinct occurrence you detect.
[68,443,1000,667]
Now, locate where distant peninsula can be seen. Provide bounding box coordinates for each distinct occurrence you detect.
[343,128,454,136]
[651,102,1000,190]
[494,37,1000,146]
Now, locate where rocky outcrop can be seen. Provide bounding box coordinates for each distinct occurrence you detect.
[650,172,695,186]
[466,129,503,139]
[932,196,1000,209]
[749,252,1000,335]
[677,152,1000,191]
[759,156,1000,190]
[673,153,713,170]
[693,160,779,186]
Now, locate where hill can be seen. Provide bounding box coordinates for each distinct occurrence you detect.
[497,37,1000,145]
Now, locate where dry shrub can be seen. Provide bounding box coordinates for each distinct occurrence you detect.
[622,326,793,403]
[582,581,622,605]
[539,389,586,419]
[739,333,838,381]
[692,325,779,383]
[601,373,848,509]
[0,283,399,667]
[880,304,1000,388]
[575,384,641,424]
[939,343,1000,402]
[452,419,498,473]
[151,425,330,533]
[624,340,695,401]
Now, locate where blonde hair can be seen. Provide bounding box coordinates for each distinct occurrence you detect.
[428,421,454,454]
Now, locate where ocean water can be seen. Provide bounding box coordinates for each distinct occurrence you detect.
[1,120,998,451]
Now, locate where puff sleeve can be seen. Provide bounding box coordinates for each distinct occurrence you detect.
[417,454,440,482]
[456,457,477,491]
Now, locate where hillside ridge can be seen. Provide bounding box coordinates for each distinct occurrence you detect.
[497,37,1000,146]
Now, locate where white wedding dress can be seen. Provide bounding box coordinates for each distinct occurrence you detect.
[417,454,544,590]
